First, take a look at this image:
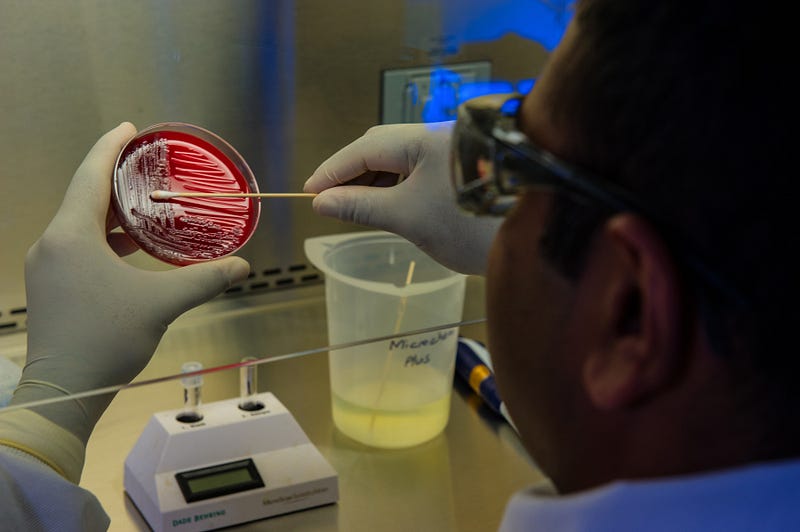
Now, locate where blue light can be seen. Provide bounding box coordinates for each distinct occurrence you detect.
[500,98,522,115]
[422,68,461,122]
[421,70,523,123]
[413,0,571,123]
[516,78,536,95]
[441,0,575,52]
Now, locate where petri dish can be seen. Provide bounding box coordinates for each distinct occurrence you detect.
[112,123,261,266]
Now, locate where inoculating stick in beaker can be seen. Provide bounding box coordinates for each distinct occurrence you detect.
[368,260,416,435]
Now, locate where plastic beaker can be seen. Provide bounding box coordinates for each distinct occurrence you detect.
[305,231,466,449]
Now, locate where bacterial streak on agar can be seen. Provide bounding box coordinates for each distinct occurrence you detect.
[113,125,260,265]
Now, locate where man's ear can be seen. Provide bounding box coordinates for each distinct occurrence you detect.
[581,214,685,410]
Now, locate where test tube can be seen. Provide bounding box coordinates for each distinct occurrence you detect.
[176,361,204,423]
[238,357,264,411]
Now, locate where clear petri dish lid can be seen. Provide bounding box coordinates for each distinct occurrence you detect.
[112,123,261,266]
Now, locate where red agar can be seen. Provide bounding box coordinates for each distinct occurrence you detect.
[113,127,260,265]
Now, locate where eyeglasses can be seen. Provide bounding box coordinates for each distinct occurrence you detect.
[450,92,749,310]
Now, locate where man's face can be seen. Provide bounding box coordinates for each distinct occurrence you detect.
[487,190,578,470]
[485,22,588,481]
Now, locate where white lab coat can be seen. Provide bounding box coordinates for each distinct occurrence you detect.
[0,446,109,532]
[500,458,800,531]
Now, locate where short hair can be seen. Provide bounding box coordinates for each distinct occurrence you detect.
[536,1,795,391]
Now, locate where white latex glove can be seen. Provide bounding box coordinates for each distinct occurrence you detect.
[11,123,251,446]
[303,122,502,275]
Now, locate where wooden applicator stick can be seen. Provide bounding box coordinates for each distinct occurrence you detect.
[150,190,317,201]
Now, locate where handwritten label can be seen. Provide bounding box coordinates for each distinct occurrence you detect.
[387,329,456,368]
[404,353,431,367]
[389,329,455,351]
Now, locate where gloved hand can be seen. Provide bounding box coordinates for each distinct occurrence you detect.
[303,122,502,275]
[10,123,251,450]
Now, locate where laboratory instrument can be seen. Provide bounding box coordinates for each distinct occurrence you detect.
[455,337,515,428]
[305,231,466,449]
[124,360,338,531]
[112,123,261,266]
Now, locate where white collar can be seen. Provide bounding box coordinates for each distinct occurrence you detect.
[500,459,800,531]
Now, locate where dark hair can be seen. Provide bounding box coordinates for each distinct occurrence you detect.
[537,1,795,385]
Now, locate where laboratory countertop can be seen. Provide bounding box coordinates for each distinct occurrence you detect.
[78,279,543,531]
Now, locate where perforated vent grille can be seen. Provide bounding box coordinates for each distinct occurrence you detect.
[0,306,27,335]
[0,261,322,335]
[223,260,322,296]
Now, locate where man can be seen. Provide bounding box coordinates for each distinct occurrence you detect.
[3,0,797,529]
[305,0,800,529]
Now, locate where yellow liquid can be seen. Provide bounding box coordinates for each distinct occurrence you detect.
[332,381,451,449]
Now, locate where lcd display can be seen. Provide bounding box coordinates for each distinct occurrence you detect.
[176,458,264,503]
